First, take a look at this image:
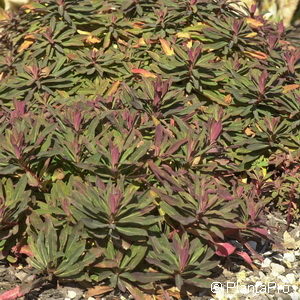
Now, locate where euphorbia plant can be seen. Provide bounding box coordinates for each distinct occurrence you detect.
[0,0,299,298]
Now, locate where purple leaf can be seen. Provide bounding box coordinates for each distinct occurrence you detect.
[208,119,222,144]
[257,70,268,95]
[11,100,26,120]
[73,110,82,132]
[153,77,172,107]
[109,142,120,168]
[108,187,122,215]
[215,242,236,257]
[233,19,243,35]
[235,251,253,266]
[188,46,202,65]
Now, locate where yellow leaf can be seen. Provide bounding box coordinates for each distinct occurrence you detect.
[186,40,193,49]
[117,38,128,46]
[241,174,248,184]
[136,140,144,148]
[192,156,201,166]
[22,4,37,11]
[159,38,174,56]
[0,9,9,21]
[24,34,36,40]
[283,84,300,94]
[77,29,91,35]
[41,67,51,77]
[131,68,157,78]
[244,50,268,60]
[85,35,101,44]
[244,127,255,137]
[245,32,258,38]
[51,168,65,181]
[255,124,263,132]
[149,190,158,198]
[176,32,191,38]
[158,207,165,216]
[224,94,233,104]
[107,80,120,96]
[246,17,264,27]
[138,37,146,46]
[17,40,34,53]
[152,115,161,126]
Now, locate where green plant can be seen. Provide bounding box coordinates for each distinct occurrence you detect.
[0,0,299,298]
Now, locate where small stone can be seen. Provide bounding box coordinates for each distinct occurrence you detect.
[286,273,296,284]
[248,241,257,250]
[66,290,77,299]
[15,271,28,281]
[64,298,71,300]
[270,262,285,275]
[258,271,265,279]
[292,285,298,291]
[277,275,288,283]
[283,252,296,263]
[87,298,96,300]
[261,257,272,268]
[263,251,273,256]
[290,292,300,300]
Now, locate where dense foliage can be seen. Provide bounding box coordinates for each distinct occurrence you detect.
[0,0,299,298]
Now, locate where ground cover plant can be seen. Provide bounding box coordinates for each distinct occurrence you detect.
[0,0,300,299]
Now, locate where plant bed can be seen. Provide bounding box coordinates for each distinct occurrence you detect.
[0,0,299,299]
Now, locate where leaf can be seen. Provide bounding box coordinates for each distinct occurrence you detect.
[214,242,236,256]
[235,251,254,267]
[85,35,101,44]
[131,69,157,78]
[0,286,22,300]
[176,32,191,38]
[124,282,149,300]
[159,39,174,56]
[94,260,118,269]
[11,245,33,257]
[245,127,255,137]
[86,286,113,297]
[283,84,300,94]
[224,94,232,104]
[17,40,34,53]
[26,172,39,187]
[243,51,268,60]
[245,32,258,38]
[107,81,121,96]
[246,18,264,27]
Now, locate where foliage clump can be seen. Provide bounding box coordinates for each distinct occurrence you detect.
[0,0,300,298]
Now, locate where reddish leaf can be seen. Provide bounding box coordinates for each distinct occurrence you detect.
[251,227,268,237]
[208,119,222,144]
[72,110,82,132]
[108,187,122,215]
[0,286,22,300]
[109,142,120,168]
[86,286,113,297]
[11,245,33,257]
[214,242,236,256]
[235,251,253,266]
[131,68,156,78]
[257,70,268,95]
